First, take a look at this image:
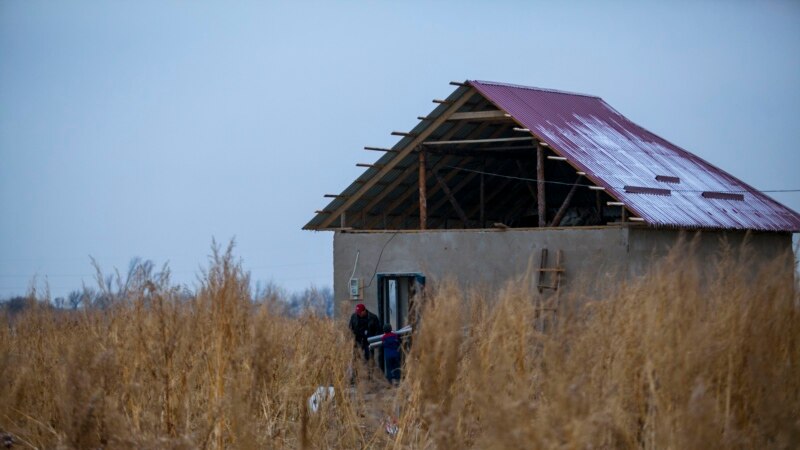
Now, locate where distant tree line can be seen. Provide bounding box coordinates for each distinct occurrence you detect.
[1,256,333,318]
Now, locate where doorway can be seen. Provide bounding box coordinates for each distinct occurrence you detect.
[376,273,425,331]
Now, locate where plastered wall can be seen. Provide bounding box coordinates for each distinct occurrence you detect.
[333,226,630,319]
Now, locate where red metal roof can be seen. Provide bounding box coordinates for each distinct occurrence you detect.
[470,80,800,232]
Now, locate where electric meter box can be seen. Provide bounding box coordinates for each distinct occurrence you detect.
[349,278,361,299]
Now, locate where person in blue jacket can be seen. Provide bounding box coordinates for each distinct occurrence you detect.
[381,323,402,385]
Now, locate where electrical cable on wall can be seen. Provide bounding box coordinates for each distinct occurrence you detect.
[365,232,398,288]
[349,250,360,281]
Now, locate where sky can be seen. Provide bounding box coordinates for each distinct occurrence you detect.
[1,1,799,299]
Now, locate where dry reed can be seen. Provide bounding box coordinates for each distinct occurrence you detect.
[1,238,798,449]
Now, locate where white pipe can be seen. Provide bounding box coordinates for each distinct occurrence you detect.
[368,325,413,347]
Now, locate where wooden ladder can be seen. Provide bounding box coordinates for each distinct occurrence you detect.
[537,248,564,293]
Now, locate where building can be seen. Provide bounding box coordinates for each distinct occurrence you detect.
[304,80,800,325]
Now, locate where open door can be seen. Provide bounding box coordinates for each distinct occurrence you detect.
[376,273,425,377]
[377,273,425,330]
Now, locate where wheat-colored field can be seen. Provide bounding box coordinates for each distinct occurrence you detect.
[1,240,798,449]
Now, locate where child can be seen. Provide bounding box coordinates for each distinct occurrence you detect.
[381,324,401,385]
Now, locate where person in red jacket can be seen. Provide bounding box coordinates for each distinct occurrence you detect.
[349,303,381,361]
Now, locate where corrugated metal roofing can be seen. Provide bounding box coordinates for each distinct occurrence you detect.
[469,80,800,232]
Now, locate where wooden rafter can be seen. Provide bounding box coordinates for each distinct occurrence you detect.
[423,148,533,159]
[364,146,397,152]
[432,168,470,226]
[357,164,418,221]
[423,136,534,146]
[549,175,583,227]
[447,110,508,121]
[354,179,394,187]
[357,107,486,229]
[316,87,477,229]
[368,120,496,229]
[428,169,479,218]
[387,155,463,228]
[389,122,507,227]
[537,143,547,227]
[382,155,474,229]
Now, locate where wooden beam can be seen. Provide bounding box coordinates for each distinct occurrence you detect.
[354,179,394,186]
[549,175,583,227]
[359,163,418,218]
[382,155,471,229]
[359,212,449,220]
[432,99,451,104]
[449,81,467,87]
[367,121,496,229]
[317,87,475,229]
[361,128,482,229]
[424,136,534,146]
[391,131,416,137]
[324,194,348,198]
[425,167,481,226]
[419,147,427,230]
[364,146,397,152]
[357,163,384,168]
[423,147,535,158]
[360,122,478,228]
[433,169,470,226]
[398,123,507,228]
[537,143,546,227]
[471,145,536,151]
[447,110,507,121]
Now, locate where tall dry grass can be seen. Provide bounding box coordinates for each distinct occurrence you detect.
[0,243,369,449]
[1,238,798,449]
[396,237,800,449]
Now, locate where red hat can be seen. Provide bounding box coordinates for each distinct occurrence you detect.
[355,304,366,313]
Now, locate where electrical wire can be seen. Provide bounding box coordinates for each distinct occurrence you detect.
[365,232,398,288]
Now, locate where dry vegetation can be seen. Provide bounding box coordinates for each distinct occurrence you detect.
[1,239,798,449]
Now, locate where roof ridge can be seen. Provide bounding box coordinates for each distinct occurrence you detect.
[469,80,601,99]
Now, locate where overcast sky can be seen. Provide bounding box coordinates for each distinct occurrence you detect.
[2,1,799,299]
